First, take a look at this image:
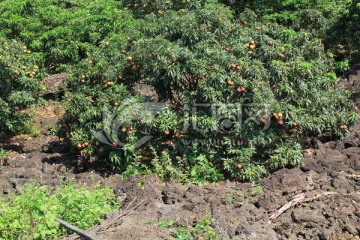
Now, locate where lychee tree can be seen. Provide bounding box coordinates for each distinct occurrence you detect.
[123,3,356,179]
[62,1,357,181]
[0,37,45,133]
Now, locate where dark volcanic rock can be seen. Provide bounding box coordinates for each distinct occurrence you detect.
[162,185,184,204]
[234,222,278,240]
[292,208,327,224]
[349,154,360,170]
[341,147,360,156]
[343,136,360,148]
[301,161,326,173]
[331,176,354,192]
[324,149,348,162]
[255,194,278,210]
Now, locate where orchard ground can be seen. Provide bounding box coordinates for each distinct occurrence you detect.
[0,65,359,239]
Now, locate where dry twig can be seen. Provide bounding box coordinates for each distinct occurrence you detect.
[64,197,146,240]
[305,173,315,191]
[344,174,360,181]
[267,191,340,224]
[267,193,305,224]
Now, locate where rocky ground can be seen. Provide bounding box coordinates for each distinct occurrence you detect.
[0,66,360,239]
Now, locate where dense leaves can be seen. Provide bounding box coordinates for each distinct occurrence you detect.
[0,0,358,182]
[61,1,356,181]
[0,38,45,133]
[325,0,360,61]
[0,182,118,239]
[220,0,350,35]
[221,0,359,62]
[0,0,135,68]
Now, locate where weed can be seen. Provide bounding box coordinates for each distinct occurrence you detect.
[226,184,264,205]
[0,148,10,158]
[251,184,264,197]
[323,185,335,190]
[136,178,146,190]
[155,217,218,240]
[46,124,58,135]
[0,181,119,239]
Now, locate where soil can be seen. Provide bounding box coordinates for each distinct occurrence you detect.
[0,66,360,240]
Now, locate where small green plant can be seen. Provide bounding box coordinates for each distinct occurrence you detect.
[46,123,58,135]
[335,59,350,73]
[136,178,146,190]
[250,184,264,197]
[158,219,175,228]
[0,148,10,158]
[155,217,218,240]
[323,185,335,190]
[151,148,186,182]
[267,142,303,170]
[226,192,235,203]
[188,149,224,185]
[0,148,10,167]
[29,126,41,138]
[239,200,250,206]
[0,181,119,239]
[226,184,264,206]
[176,218,218,240]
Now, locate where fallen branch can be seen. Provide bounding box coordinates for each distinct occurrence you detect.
[267,193,305,224]
[65,197,146,240]
[56,217,100,240]
[305,173,315,191]
[268,191,340,224]
[91,198,146,233]
[344,174,360,181]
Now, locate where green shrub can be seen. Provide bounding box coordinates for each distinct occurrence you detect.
[220,0,351,37]
[325,0,360,62]
[0,182,118,240]
[0,0,135,68]
[61,1,357,182]
[0,37,45,133]
[122,0,205,17]
[1,0,355,182]
[220,0,360,62]
[347,1,360,60]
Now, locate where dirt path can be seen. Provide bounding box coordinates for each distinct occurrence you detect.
[0,67,360,239]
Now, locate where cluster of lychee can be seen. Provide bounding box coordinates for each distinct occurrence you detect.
[272,112,284,125]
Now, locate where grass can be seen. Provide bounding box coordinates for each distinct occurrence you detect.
[148,218,218,240]
[0,181,119,239]
[0,148,10,158]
